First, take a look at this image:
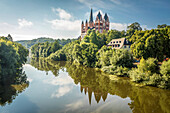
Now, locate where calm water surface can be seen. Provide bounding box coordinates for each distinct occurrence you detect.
[0,59,170,113]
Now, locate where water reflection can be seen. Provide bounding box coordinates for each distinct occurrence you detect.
[31,57,65,76]
[30,58,170,113]
[0,68,29,106]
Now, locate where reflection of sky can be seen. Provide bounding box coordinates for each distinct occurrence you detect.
[0,64,132,113]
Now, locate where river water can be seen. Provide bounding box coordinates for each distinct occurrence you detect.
[0,59,170,113]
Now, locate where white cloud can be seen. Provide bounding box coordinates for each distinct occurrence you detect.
[0,22,16,33]
[52,8,72,20]
[110,22,128,31]
[110,0,121,5]
[66,99,85,110]
[141,25,148,30]
[47,8,81,38]
[111,22,148,31]
[43,74,75,98]
[44,74,74,86]
[47,19,81,31]
[18,18,33,28]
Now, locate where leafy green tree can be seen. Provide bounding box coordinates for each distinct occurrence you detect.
[160,60,170,88]
[31,41,61,58]
[96,46,133,76]
[127,22,142,31]
[106,30,122,43]
[82,36,90,43]
[72,42,98,67]
[126,22,142,40]
[157,24,167,28]
[0,37,28,79]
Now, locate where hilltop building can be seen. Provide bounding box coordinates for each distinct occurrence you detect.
[81,9,110,39]
[107,38,131,50]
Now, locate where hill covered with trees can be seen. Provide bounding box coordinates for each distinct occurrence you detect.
[16,37,76,49]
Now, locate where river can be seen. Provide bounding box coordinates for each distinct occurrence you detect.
[0,58,170,113]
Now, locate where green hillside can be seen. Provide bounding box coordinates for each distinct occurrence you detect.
[16,37,76,48]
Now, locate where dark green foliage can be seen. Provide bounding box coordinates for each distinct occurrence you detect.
[157,24,168,28]
[130,27,170,61]
[0,37,29,80]
[72,42,98,67]
[106,30,125,43]
[96,46,133,76]
[47,40,80,61]
[127,22,142,31]
[49,50,66,61]
[126,22,142,40]
[31,40,61,57]
[0,42,19,76]
[48,40,98,67]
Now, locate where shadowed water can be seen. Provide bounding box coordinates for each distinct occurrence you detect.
[0,58,170,113]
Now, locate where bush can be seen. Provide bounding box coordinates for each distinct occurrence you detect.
[129,58,170,89]
[98,46,133,76]
[159,60,170,88]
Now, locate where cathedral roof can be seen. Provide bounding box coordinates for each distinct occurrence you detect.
[104,13,108,21]
[97,12,102,20]
[89,8,93,22]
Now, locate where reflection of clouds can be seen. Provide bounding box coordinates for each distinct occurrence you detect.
[93,96,132,113]
[51,85,73,98]
[66,99,85,111]
[43,74,74,86]
[64,95,132,113]
[43,74,75,98]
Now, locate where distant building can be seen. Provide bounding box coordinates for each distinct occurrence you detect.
[107,38,131,50]
[81,8,110,39]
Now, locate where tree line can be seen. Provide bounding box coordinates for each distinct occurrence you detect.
[31,41,62,57]
[16,37,76,49]
[0,37,29,82]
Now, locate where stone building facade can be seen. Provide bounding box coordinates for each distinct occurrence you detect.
[81,9,110,39]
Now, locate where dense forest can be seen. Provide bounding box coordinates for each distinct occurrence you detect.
[31,40,62,57]
[16,37,76,49]
[0,37,29,82]
[31,23,170,89]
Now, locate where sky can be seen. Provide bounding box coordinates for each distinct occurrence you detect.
[0,0,170,41]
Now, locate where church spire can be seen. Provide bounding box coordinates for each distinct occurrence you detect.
[89,8,93,22]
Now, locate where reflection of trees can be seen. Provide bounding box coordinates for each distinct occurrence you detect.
[65,62,170,113]
[0,69,29,106]
[65,62,113,105]
[30,59,170,113]
[30,58,65,76]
